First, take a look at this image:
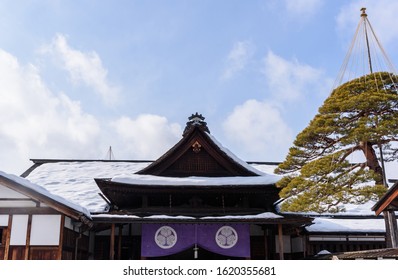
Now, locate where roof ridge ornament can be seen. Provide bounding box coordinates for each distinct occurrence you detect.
[183,112,210,137]
[360,7,367,17]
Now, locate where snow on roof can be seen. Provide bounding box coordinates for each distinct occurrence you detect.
[26,161,151,212]
[144,215,196,220]
[91,212,283,220]
[24,160,383,222]
[306,217,388,233]
[26,161,278,213]
[249,163,279,175]
[0,170,91,218]
[200,212,283,220]
[111,173,279,186]
[276,200,378,217]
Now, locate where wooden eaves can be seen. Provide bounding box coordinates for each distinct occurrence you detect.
[372,182,398,215]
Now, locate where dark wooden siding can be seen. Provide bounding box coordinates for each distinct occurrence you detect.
[29,247,59,260]
[164,149,233,177]
[62,228,89,260]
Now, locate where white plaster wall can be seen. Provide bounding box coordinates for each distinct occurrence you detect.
[0,185,26,199]
[30,215,61,246]
[0,201,37,208]
[10,215,28,245]
[0,215,8,226]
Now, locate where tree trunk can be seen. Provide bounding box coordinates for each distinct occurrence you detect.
[361,141,383,185]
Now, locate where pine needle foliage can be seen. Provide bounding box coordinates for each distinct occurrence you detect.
[275,72,398,213]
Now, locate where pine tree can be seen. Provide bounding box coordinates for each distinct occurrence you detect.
[275,72,398,213]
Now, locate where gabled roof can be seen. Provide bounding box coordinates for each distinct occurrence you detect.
[372,182,398,215]
[137,113,264,177]
[0,171,91,224]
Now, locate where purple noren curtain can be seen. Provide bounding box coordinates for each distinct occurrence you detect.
[141,223,250,258]
[141,224,196,257]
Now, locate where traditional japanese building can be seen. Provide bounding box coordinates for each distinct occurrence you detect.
[0,113,396,260]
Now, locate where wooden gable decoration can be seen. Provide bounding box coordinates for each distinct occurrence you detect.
[137,113,259,177]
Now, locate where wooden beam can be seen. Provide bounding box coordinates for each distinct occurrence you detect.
[3,215,12,260]
[278,224,284,260]
[384,211,398,248]
[0,207,60,215]
[24,214,32,260]
[110,223,115,260]
[376,191,398,215]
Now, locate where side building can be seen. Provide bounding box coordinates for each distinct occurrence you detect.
[0,172,92,259]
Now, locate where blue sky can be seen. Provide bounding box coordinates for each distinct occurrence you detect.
[1,0,398,175]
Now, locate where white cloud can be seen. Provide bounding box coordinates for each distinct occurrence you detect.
[263,51,329,101]
[221,41,255,80]
[223,99,293,161]
[111,114,182,159]
[0,49,101,174]
[0,47,185,174]
[283,0,323,17]
[337,1,398,46]
[41,34,120,105]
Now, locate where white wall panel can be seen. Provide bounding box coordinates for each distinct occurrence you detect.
[10,215,28,245]
[30,215,61,245]
[0,201,37,208]
[0,215,8,226]
[0,185,26,199]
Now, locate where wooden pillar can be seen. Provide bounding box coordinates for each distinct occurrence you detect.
[129,223,134,260]
[118,225,123,260]
[24,214,32,260]
[384,210,398,248]
[263,227,269,260]
[3,215,12,260]
[302,235,308,259]
[57,215,65,260]
[110,223,115,260]
[277,224,284,260]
